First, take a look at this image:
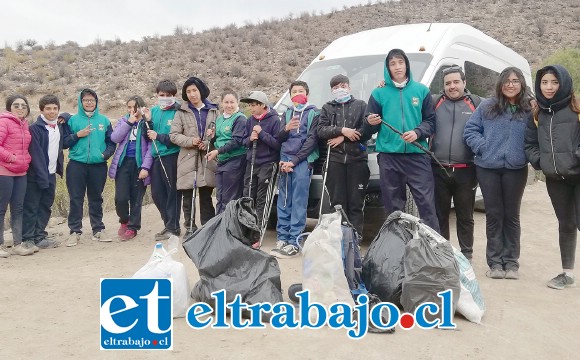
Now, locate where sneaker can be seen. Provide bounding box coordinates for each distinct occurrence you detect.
[504,269,519,280]
[272,244,299,259]
[66,233,81,247]
[118,223,128,236]
[269,240,286,256]
[155,228,170,241]
[36,238,60,249]
[0,245,10,258]
[486,267,505,279]
[93,231,112,242]
[120,229,137,241]
[183,228,197,240]
[547,273,576,290]
[10,243,34,256]
[23,241,40,253]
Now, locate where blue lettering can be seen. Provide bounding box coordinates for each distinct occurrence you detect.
[212,289,229,329]
[271,303,299,329]
[186,303,213,328]
[414,303,439,329]
[247,303,272,328]
[227,294,249,329]
[328,303,356,329]
[438,290,456,329]
[297,290,327,329]
[369,301,399,330]
[348,295,369,339]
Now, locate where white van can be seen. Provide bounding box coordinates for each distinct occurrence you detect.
[273,23,533,238]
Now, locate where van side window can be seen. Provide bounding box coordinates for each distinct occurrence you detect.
[429,65,452,95]
[465,61,499,97]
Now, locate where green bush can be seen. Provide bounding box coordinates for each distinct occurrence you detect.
[539,48,580,94]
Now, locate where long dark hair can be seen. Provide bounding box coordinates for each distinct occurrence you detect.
[6,94,30,117]
[487,67,531,119]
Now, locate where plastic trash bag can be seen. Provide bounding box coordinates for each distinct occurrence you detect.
[183,198,283,308]
[362,211,413,307]
[399,213,460,319]
[301,211,354,306]
[133,235,190,318]
[453,247,485,323]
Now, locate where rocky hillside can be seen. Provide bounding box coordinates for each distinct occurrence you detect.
[0,0,578,118]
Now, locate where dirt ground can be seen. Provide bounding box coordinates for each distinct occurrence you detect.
[1,181,579,360]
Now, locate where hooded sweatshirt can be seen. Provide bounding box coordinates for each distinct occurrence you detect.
[63,89,115,164]
[244,108,281,166]
[363,50,435,154]
[525,65,580,178]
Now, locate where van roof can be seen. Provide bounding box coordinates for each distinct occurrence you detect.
[314,23,530,78]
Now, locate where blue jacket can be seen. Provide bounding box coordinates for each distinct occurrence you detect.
[28,116,64,189]
[243,108,281,166]
[463,98,529,169]
[279,105,320,165]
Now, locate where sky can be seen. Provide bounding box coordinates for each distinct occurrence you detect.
[2,0,372,48]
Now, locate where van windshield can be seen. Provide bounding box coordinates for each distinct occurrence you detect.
[275,53,433,112]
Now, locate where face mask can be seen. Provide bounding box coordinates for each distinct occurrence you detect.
[332,88,351,103]
[85,111,94,118]
[392,78,408,89]
[158,97,176,109]
[291,94,308,111]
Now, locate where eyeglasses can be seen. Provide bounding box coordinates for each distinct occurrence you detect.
[82,99,96,103]
[504,79,521,86]
[442,65,463,75]
[12,103,28,109]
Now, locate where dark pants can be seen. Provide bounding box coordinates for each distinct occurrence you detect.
[477,166,527,270]
[115,157,146,231]
[66,160,107,234]
[546,176,580,270]
[182,186,214,229]
[326,161,370,236]
[378,153,440,232]
[151,152,181,234]
[23,174,56,243]
[244,162,277,229]
[0,175,27,245]
[215,155,246,215]
[433,165,477,259]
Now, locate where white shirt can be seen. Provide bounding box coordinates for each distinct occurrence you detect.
[45,124,60,174]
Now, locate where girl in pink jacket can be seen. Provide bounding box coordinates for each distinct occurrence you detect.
[0,95,33,257]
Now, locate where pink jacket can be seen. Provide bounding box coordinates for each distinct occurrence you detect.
[0,111,32,175]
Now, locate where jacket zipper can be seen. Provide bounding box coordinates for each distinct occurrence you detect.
[548,109,560,176]
[342,103,347,164]
[448,102,455,164]
[399,89,406,153]
[86,118,91,163]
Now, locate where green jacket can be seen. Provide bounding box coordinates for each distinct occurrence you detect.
[64,90,115,164]
[363,62,436,154]
[213,112,247,163]
[149,104,180,157]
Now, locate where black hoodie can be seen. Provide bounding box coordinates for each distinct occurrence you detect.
[525,65,580,177]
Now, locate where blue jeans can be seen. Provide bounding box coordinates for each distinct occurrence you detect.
[0,175,27,245]
[276,157,312,246]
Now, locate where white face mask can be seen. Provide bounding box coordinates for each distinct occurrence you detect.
[332,88,351,103]
[158,97,176,108]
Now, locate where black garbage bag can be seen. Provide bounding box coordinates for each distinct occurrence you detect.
[362,211,413,307]
[400,214,460,319]
[183,198,283,308]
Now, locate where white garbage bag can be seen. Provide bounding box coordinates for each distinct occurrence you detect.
[301,212,354,307]
[133,236,190,318]
[453,247,485,323]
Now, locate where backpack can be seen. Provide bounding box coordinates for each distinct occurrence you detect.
[433,93,482,112]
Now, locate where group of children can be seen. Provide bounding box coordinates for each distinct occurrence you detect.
[0,77,329,260]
